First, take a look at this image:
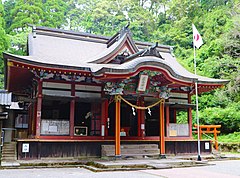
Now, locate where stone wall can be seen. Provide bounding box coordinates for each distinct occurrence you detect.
[219,142,240,153]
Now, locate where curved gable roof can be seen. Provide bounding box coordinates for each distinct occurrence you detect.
[4,26,229,89]
[92,55,229,85]
[89,32,139,64]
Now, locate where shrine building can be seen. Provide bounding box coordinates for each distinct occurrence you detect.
[2,26,228,160]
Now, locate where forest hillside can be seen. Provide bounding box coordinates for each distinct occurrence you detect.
[0,0,239,134]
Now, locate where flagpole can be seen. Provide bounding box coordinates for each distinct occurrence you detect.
[194,44,201,161]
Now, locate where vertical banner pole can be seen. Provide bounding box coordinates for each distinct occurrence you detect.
[194,45,201,161]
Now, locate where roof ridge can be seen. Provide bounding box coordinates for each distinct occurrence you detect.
[31,25,172,51]
[34,26,110,41]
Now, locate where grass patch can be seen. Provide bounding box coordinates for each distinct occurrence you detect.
[192,132,240,143]
[218,132,240,143]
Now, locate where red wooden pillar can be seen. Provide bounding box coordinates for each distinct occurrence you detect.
[70,80,75,137]
[214,127,218,150]
[101,99,108,137]
[140,97,145,137]
[173,109,177,123]
[28,103,33,136]
[188,93,193,137]
[160,100,165,156]
[115,95,121,158]
[137,98,141,137]
[165,105,170,137]
[32,100,37,136]
[35,79,43,138]
[101,99,108,136]
[188,108,193,137]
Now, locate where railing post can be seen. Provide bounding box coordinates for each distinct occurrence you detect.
[214,127,218,150]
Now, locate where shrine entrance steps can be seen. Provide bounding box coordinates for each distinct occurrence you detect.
[101,144,160,158]
[1,142,20,167]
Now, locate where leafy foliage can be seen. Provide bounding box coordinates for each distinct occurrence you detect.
[42,0,68,28]
[218,132,240,143]
[199,102,240,133]
[0,2,9,89]
[0,0,239,134]
[8,0,43,33]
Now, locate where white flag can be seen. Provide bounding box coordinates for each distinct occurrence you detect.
[192,24,203,49]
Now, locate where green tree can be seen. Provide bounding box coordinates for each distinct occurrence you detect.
[4,0,43,55]
[8,0,43,33]
[0,2,9,89]
[167,0,201,22]
[42,0,68,28]
[3,0,16,32]
[66,0,97,31]
[66,0,156,41]
[0,0,238,133]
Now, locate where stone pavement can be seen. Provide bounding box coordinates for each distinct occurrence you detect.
[1,153,239,171]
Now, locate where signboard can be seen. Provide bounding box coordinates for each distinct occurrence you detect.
[137,75,148,92]
[74,126,87,136]
[205,142,210,150]
[40,120,69,135]
[169,124,189,136]
[22,143,29,153]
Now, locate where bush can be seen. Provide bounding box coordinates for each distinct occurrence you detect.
[218,132,240,143]
[198,102,240,133]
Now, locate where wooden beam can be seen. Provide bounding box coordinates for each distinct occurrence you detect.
[70,100,75,137]
[27,103,33,136]
[115,95,121,157]
[214,128,218,150]
[137,98,141,137]
[188,93,192,137]
[160,100,165,156]
[35,79,43,138]
[194,130,220,134]
[105,99,109,136]
[173,109,177,123]
[165,105,170,137]
[70,81,75,137]
[197,125,221,128]
[101,99,108,136]
[140,97,145,137]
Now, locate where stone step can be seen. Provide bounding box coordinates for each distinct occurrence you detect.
[101,144,160,158]
[2,149,16,154]
[2,142,16,146]
[102,149,160,154]
[2,158,17,162]
[2,150,16,153]
[1,161,20,167]
[2,153,16,156]
[1,142,17,163]
[2,152,16,156]
[102,144,159,150]
[2,147,16,150]
[2,158,17,161]
[2,154,17,158]
[105,153,160,158]
[2,146,16,150]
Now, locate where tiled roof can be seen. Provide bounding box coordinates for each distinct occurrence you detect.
[4,26,228,85]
